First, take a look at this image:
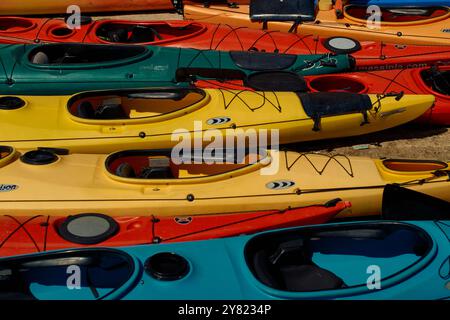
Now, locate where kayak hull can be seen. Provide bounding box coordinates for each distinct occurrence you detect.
[0,202,348,257]
[0,220,448,300]
[0,0,176,15]
[0,89,434,152]
[0,18,448,71]
[0,43,352,95]
[0,147,448,217]
[184,3,450,45]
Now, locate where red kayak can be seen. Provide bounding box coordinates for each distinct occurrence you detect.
[0,17,449,70]
[0,200,349,257]
[196,65,450,126]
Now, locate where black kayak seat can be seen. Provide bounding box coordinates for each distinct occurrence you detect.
[250,0,316,22]
[95,104,128,119]
[139,167,173,179]
[77,101,95,119]
[422,68,449,96]
[107,28,129,43]
[297,92,372,131]
[230,51,297,71]
[129,26,156,43]
[252,248,345,292]
[115,163,136,178]
[280,264,345,292]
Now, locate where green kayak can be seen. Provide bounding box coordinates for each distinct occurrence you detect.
[0,43,353,95]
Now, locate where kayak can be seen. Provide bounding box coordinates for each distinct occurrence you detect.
[0,219,448,300]
[0,0,179,16]
[350,0,450,6]
[0,17,449,71]
[197,65,450,125]
[0,88,434,153]
[183,0,450,45]
[0,200,349,257]
[0,146,448,217]
[382,184,450,220]
[0,43,353,95]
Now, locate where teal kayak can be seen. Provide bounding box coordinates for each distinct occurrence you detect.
[0,43,353,95]
[0,220,448,300]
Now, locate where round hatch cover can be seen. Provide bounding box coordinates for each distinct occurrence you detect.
[58,213,119,245]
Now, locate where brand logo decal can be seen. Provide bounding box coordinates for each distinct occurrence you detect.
[206,117,231,125]
[0,184,18,192]
[265,180,295,190]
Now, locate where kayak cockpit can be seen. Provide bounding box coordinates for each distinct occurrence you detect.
[0,17,36,33]
[421,67,449,96]
[105,149,269,183]
[0,146,16,169]
[246,222,432,293]
[95,21,205,44]
[0,249,136,300]
[67,88,207,122]
[307,76,367,93]
[344,5,449,24]
[382,159,448,172]
[28,44,149,66]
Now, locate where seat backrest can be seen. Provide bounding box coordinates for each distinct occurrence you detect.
[115,162,136,178]
[95,104,128,119]
[77,101,95,119]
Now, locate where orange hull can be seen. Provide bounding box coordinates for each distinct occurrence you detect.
[0,0,176,15]
[0,202,348,257]
[184,3,450,45]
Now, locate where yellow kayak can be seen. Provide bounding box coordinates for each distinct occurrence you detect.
[0,146,448,217]
[0,88,433,153]
[184,0,450,45]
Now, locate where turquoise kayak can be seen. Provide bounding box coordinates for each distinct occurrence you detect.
[0,43,353,95]
[0,219,448,300]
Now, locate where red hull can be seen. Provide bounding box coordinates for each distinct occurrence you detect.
[0,17,449,70]
[0,201,349,257]
[196,65,450,126]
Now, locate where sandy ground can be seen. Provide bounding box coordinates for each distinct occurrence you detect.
[93,13,449,161]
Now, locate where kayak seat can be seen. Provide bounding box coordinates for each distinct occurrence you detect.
[297,92,372,131]
[115,163,136,178]
[95,104,128,119]
[129,26,156,43]
[280,264,345,292]
[250,0,316,22]
[139,156,174,179]
[77,101,95,119]
[422,68,449,96]
[106,28,129,43]
[230,51,297,71]
[31,51,49,64]
[140,167,173,179]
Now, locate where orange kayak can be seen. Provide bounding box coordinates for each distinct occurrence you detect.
[0,17,448,71]
[0,201,348,257]
[184,0,450,45]
[0,0,178,16]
